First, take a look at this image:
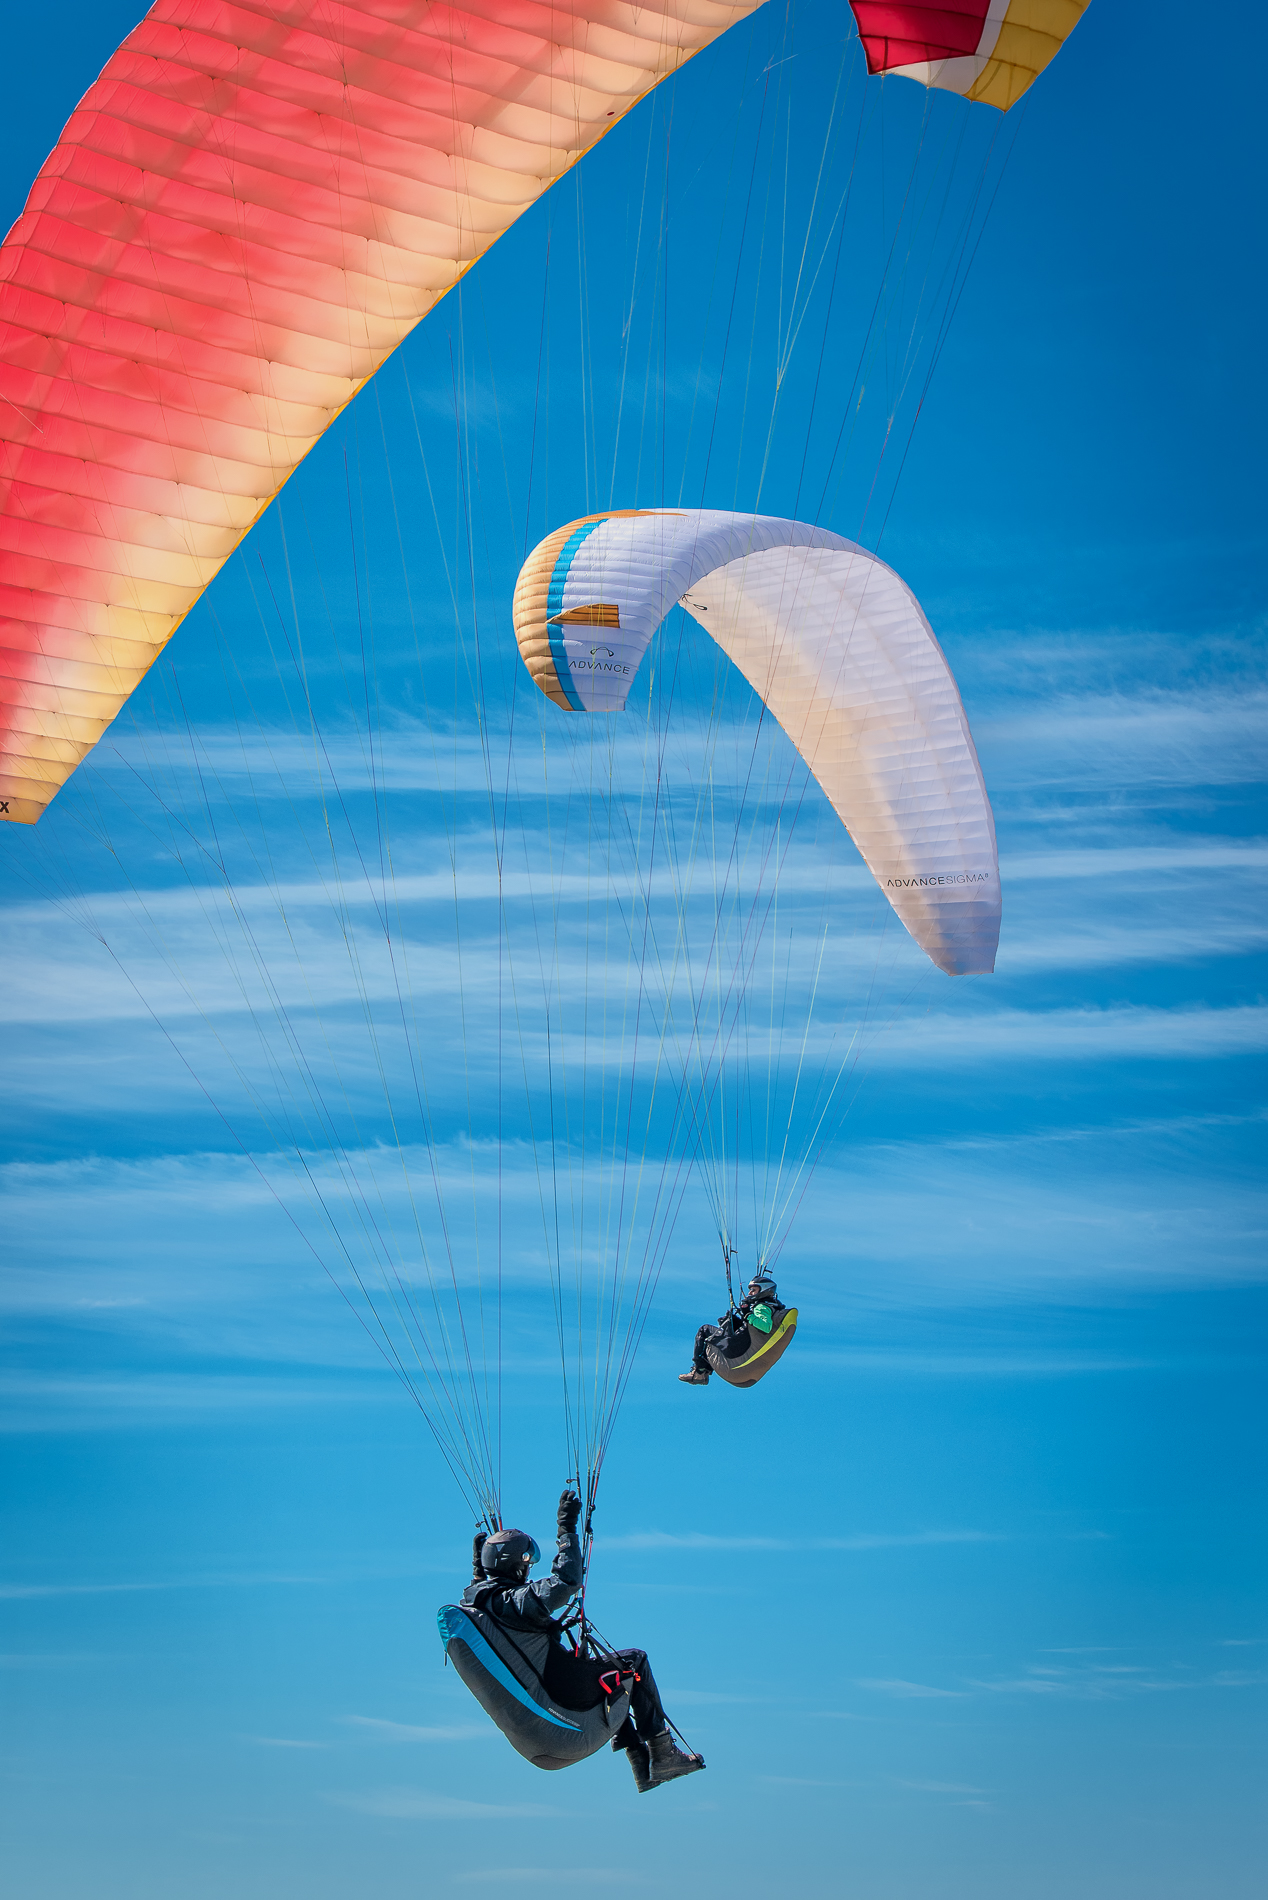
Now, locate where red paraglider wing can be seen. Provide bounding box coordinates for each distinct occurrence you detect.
[848,1,1088,110]
[0,0,763,824]
[853,1,993,70]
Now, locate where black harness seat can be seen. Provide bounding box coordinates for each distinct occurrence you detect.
[437,1602,633,1770]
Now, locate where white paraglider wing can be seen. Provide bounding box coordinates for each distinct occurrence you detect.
[513,509,1000,975]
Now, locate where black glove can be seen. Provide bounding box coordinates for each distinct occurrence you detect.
[557,1490,582,1534]
[472,1530,487,1579]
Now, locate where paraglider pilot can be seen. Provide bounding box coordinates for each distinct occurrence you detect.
[679,1271,780,1385]
[463,1490,704,1792]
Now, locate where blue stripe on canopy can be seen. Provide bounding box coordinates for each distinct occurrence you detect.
[545,522,605,710]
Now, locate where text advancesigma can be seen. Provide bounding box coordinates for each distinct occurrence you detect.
[886,872,993,889]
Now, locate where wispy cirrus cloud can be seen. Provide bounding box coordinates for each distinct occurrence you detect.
[897,1779,989,1794]
[855,1655,1268,1703]
[455,1873,640,1888]
[856,1678,966,1699]
[978,686,1268,791]
[329,1787,559,1820]
[600,1528,1000,1553]
[4,625,1264,1459]
[759,1774,860,1787]
[2,1086,1263,1419]
[0,1371,377,1431]
[655,1688,758,1706]
[0,1579,165,1600]
[0,1652,119,1669]
[968,1661,1268,1698]
[340,1715,492,1742]
[850,1002,1268,1064]
[1003,841,1268,881]
[0,1569,326,1595]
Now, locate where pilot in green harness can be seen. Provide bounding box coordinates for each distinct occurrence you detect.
[679,1273,780,1385]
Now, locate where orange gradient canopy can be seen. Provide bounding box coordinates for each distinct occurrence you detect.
[0,0,762,823]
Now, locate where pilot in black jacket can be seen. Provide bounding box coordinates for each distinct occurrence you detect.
[462,1490,704,1793]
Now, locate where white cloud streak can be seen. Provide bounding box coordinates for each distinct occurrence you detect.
[599,1529,1000,1553]
[4,634,1264,1436]
[857,1679,965,1699]
[968,1663,1268,1699]
[0,1570,326,1596]
[855,1656,1268,1703]
[456,1874,640,1888]
[340,1715,492,1743]
[978,685,1268,790]
[853,1002,1268,1063]
[329,1787,559,1820]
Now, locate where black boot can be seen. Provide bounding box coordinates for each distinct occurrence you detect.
[612,1719,658,1794]
[624,1737,657,1792]
[647,1727,705,1784]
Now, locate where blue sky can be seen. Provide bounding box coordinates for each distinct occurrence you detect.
[2,3,1265,1895]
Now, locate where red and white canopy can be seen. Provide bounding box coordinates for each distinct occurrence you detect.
[849,0,1088,110]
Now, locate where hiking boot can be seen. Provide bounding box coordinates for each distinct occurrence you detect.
[647,1728,705,1784]
[624,1739,657,1792]
[612,1719,658,1794]
[677,1368,710,1385]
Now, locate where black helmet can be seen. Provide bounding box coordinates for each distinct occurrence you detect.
[748,1272,777,1300]
[480,1528,541,1576]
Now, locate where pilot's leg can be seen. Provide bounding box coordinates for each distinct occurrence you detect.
[678,1324,714,1385]
[612,1648,705,1786]
[610,1646,662,1792]
[613,1648,665,1738]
